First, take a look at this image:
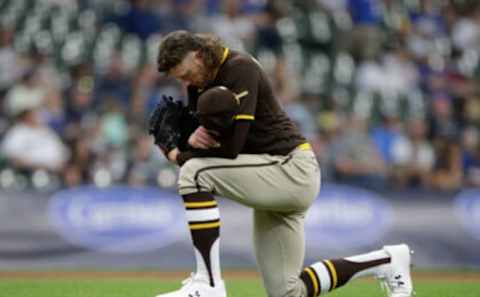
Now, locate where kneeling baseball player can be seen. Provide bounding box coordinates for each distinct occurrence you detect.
[148,30,413,297]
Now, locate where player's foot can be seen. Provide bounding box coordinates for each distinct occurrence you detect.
[377,244,413,297]
[154,274,227,297]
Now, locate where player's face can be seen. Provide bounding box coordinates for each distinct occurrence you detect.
[169,51,208,87]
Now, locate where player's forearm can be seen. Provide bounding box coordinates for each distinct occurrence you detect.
[176,122,250,165]
[177,140,241,165]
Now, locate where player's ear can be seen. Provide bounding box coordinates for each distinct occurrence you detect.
[191,50,203,66]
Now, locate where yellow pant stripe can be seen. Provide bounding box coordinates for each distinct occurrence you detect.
[305,267,319,297]
[184,201,217,208]
[189,221,221,230]
[297,143,312,151]
[234,114,255,121]
[324,260,338,290]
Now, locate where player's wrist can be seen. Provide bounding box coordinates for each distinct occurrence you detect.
[167,147,180,162]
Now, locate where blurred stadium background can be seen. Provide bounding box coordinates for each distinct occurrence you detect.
[0,0,479,272]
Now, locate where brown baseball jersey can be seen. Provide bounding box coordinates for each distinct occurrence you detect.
[177,48,306,165]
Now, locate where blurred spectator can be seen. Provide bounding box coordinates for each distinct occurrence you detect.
[4,69,47,119]
[29,47,63,93]
[347,0,383,60]
[63,135,94,187]
[427,96,459,140]
[348,0,382,25]
[354,57,382,93]
[289,0,336,95]
[131,63,160,120]
[90,144,128,185]
[370,114,404,167]
[99,99,129,148]
[0,25,25,96]
[253,1,296,103]
[65,83,95,125]
[64,65,97,139]
[311,110,343,182]
[135,71,185,121]
[461,126,480,187]
[284,101,317,140]
[113,0,162,40]
[1,108,69,173]
[355,41,421,117]
[160,0,210,33]
[126,132,168,186]
[253,2,286,56]
[41,89,68,136]
[428,135,463,191]
[331,114,387,190]
[451,4,480,52]
[409,0,448,38]
[406,0,448,61]
[390,118,435,189]
[208,0,256,51]
[464,94,480,126]
[94,51,132,109]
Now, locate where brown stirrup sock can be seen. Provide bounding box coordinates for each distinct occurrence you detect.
[183,192,222,287]
[327,258,391,287]
[300,253,391,296]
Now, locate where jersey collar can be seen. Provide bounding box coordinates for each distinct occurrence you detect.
[198,47,230,93]
[212,47,229,82]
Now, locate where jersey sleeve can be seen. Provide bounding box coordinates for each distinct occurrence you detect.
[176,59,260,165]
[222,60,260,124]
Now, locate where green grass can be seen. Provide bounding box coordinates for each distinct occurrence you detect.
[0,278,479,297]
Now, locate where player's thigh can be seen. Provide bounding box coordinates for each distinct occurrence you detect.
[178,153,315,211]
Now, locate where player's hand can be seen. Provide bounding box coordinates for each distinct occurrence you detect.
[188,126,220,149]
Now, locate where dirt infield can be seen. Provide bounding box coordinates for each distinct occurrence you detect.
[0,270,479,282]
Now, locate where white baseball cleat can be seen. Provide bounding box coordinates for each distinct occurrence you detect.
[377,244,414,297]
[154,274,227,297]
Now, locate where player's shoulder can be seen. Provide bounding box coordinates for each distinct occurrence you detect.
[225,50,261,70]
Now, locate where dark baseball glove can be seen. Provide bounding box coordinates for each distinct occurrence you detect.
[148,95,184,154]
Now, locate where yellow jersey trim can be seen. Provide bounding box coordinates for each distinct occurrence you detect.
[234,114,255,121]
[220,47,229,65]
[211,47,229,81]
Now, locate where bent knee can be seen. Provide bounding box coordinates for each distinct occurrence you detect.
[177,158,213,195]
[266,276,305,297]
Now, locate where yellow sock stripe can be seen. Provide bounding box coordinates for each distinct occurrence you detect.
[324,260,338,290]
[234,114,255,121]
[305,267,319,297]
[189,221,221,230]
[184,201,217,208]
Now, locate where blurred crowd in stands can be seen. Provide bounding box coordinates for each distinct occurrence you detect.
[0,0,479,193]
